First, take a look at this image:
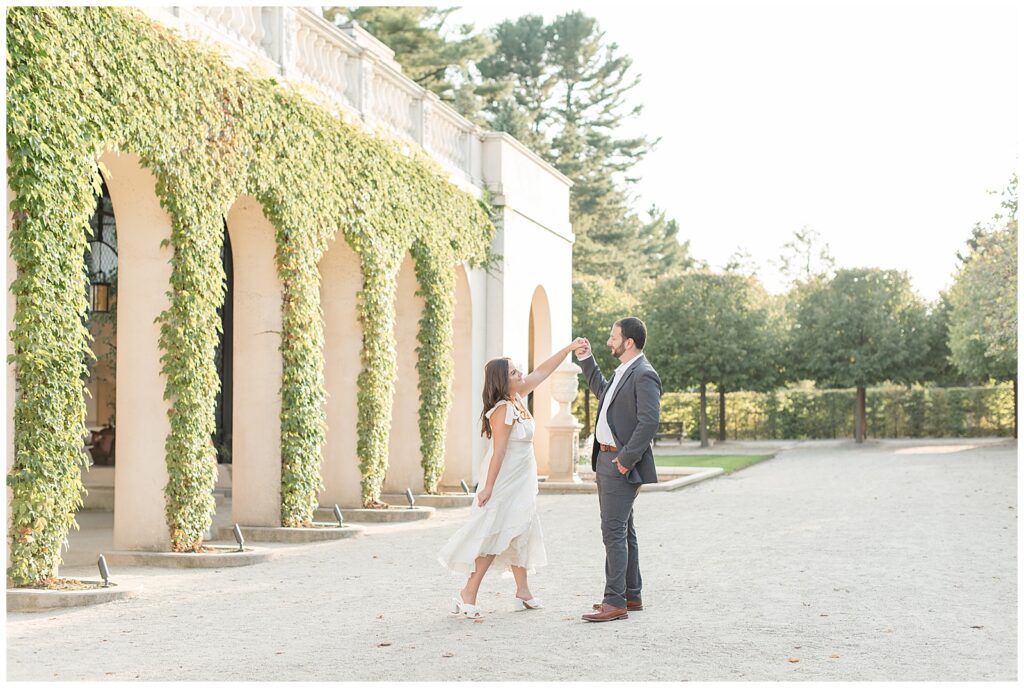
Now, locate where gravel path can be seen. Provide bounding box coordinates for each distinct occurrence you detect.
[7,439,1016,681]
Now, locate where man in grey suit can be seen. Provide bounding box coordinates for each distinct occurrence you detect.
[576,317,662,622]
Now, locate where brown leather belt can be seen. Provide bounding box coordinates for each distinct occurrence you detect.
[598,443,618,453]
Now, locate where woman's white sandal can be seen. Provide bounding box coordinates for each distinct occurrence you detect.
[514,596,544,610]
[452,595,483,618]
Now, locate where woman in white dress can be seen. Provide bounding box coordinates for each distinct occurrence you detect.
[438,338,587,618]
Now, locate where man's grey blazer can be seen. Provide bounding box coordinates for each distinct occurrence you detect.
[580,354,662,485]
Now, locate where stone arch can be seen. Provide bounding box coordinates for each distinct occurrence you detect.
[75,175,119,518]
[83,178,117,436]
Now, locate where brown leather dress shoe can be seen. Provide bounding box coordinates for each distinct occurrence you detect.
[582,603,629,622]
[592,600,643,611]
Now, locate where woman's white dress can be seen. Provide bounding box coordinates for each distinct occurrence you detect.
[437,395,547,576]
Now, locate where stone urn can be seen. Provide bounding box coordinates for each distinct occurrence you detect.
[546,359,582,483]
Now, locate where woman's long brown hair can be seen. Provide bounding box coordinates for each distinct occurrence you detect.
[480,357,511,439]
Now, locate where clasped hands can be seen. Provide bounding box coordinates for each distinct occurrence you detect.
[570,337,591,359]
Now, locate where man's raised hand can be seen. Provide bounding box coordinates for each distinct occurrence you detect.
[575,338,591,359]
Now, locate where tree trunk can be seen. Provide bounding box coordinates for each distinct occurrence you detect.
[699,382,709,448]
[1013,376,1018,439]
[854,386,866,443]
[718,385,726,442]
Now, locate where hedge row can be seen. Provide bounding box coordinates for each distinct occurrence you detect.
[575,384,1015,439]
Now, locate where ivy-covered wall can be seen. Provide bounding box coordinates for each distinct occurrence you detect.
[6,7,492,584]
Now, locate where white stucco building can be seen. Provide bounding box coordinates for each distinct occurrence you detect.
[6,7,575,551]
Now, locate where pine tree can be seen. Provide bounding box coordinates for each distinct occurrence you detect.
[476,15,553,151]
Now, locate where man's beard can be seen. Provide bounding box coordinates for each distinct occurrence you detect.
[611,343,625,359]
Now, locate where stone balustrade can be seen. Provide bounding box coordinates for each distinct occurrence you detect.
[140,6,481,184]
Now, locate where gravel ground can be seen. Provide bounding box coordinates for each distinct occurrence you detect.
[7,438,1016,681]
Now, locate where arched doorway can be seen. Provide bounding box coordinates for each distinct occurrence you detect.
[100,154,243,548]
[80,195,236,512]
[213,220,233,469]
[70,178,121,522]
[528,286,552,475]
[83,179,118,469]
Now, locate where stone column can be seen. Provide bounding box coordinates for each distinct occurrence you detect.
[107,153,174,551]
[546,358,582,483]
[228,197,283,526]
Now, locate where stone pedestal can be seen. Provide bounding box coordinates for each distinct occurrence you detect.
[546,359,582,483]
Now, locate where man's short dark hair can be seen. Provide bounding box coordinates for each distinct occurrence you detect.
[615,317,647,350]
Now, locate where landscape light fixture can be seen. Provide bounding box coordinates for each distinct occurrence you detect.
[405,488,416,509]
[231,524,244,552]
[459,479,470,495]
[333,504,344,525]
[97,554,110,587]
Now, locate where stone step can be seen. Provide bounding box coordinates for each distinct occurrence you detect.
[314,505,435,523]
[380,492,475,508]
[216,523,365,543]
[104,546,274,568]
[80,485,115,511]
[7,581,141,611]
[538,466,725,494]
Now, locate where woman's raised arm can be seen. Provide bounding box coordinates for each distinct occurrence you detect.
[520,337,586,396]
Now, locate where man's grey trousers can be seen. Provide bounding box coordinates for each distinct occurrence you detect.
[595,449,643,608]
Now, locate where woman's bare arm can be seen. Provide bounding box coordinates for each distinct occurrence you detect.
[478,409,513,506]
[520,338,585,396]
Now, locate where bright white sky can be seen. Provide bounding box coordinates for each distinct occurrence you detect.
[449,0,1018,300]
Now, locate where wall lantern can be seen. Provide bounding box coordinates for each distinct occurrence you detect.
[90,278,112,313]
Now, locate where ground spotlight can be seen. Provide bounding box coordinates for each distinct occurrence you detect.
[459,479,470,495]
[333,504,344,525]
[97,554,110,587]
[405,488,415,508]
[231,524,244,552]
